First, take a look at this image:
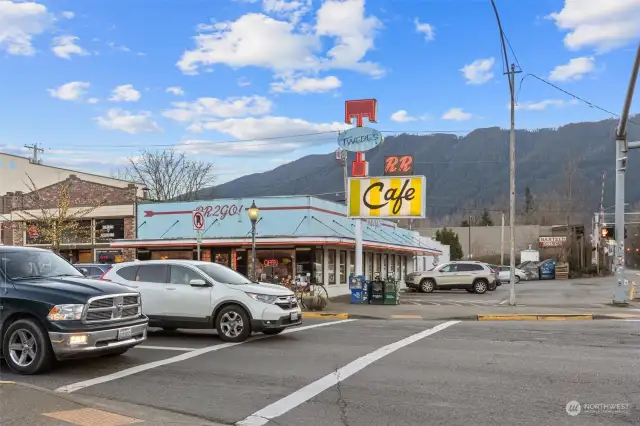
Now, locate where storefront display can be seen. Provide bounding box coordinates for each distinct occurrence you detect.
[151,250,193,260]
[382,254,388,279]
[328,250,336,284]
[96,249,124,264]
[339,251,346,284]
[349,251,355,276]
[255,249,294,284]
[95,219,125,243]
[313,249,324,285]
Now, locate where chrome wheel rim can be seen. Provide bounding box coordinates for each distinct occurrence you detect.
[476,282,486,292]
[8,329,37,367]
[220,312,244,338]
[421,281,433,292]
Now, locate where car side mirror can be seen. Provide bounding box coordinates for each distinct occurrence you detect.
[78,268,89,276]
[189,278,209,287]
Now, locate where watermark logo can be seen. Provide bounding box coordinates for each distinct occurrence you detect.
[566,400,631,416]
[566,401,581,416]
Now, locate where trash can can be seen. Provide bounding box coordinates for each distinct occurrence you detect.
[383,276,399,305]
[349,274,366,304]
[370,276,385,304]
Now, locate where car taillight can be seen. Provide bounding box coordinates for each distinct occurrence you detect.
[98,267,112,281]
[490,269,495,274]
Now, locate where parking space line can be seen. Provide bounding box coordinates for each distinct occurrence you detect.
[55,319,355,394]
[236,320,460,426]
[134,345,197,351]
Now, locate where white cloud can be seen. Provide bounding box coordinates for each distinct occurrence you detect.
[177,0,383,78]
[87,97,99,104]
[414,18,434,41]
[442,107,472,121]
[0,0,54,55]
[95,108,162,134]
[108,84,142,102]
[47,81,90,101]
[163,96,273,125]
[513,99,579,111]
[390,110,423,122]
[549,56,596,82]
[237,77,251,87]
[176,116,349,156]
[270,74,341,93]
[547,0,640,52]
[166,86,185,96]
[60,11,74,19]
[262,0,312,24]
[460,58,495,85]
[52,35,89,59]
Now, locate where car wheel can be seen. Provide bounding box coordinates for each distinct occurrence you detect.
[514,276,520,284]
[216,305,251,342]
[419,279,435,293]
[488,282,497,291]
[101,348,129,357]
[466,289,475,293]
[262,328,284,335]
[473,280,488,294]
[2,318,54,375]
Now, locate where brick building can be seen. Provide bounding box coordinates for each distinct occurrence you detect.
[1,174,139,263]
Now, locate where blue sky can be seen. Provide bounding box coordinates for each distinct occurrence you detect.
[1,0,639,184]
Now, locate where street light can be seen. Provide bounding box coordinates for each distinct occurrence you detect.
[247,201,260,281]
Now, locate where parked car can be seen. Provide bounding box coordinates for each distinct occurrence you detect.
[405,261,497,294]
[497,265,527,283]
[100,260,302,342]
[0,247,148,375]
[487,265,502,288]
[75,263,111,278]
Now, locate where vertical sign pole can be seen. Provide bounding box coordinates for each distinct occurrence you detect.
[500,213,505,266]
[197,230,202,261]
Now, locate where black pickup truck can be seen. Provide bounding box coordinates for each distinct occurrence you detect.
[0,246,148,375]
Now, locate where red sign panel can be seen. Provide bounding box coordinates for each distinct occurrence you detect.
[264,259,278,267]
[384,155,414,176]
[351,152,368,177]
[345,99,378,128]
[192,211,205,231]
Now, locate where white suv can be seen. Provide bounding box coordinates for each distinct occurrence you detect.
[101,260,302,342]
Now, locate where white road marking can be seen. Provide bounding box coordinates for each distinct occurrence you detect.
[134,345,197,351]
[236,320,460,426]
[499,299,508,305]
[55,319,355,394]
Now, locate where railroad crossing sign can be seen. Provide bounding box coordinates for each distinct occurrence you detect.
[192,211,205,231]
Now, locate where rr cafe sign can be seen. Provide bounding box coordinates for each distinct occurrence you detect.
[348,176,426,219]
[384,155,414,176]
[337,127,384,152]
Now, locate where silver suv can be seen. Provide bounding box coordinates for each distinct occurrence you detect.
[405,261,497,294]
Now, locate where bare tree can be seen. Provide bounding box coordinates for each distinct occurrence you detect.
[17,175,106,253]
[114,149,215,201]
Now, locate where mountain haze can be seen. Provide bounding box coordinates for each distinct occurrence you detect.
[200,116,640,220]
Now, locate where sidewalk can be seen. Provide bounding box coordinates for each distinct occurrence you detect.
[0,381,229,426]
[303,294,640,321]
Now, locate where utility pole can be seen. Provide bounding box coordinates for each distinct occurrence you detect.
[500,212,505,265]
[24,143,44,164]
[341,150,348,205]
[613,42,640,304]
[467,215,472,259]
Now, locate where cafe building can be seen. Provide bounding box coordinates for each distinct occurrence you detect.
[110,196,445,297]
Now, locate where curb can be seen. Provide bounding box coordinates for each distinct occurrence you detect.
[303,312,640,321]
[478,314,594,321]
[302,312,349,319]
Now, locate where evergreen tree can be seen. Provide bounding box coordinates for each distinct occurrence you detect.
[523,186,536,224]
[478,209,494,226]
[435,227,464,260]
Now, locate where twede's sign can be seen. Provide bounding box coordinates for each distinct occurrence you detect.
[337,127,384,152]
[348,176,426,219]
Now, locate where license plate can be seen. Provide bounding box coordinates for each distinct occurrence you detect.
[118,327,133,340]
[290,312,299,321]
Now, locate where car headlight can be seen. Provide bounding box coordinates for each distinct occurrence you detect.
[245,293,279,304]
[47,304,84,321]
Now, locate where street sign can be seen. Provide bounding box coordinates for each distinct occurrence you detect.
[347,176,426,218]
[384,155,414,176]
[345,99,378,127]
[337,127,384,152]
[192,211,205,231]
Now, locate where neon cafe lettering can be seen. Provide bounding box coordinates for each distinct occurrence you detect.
[362,180,416,214]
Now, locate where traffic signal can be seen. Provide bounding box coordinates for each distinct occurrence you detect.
[601,226,615,238]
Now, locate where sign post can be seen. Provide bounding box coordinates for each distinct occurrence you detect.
[192,211,205,261]
[343,99,379,278]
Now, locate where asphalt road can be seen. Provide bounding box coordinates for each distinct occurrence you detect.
[2,319,639,426]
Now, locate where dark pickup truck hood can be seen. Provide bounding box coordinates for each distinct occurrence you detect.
[12,276,138,305]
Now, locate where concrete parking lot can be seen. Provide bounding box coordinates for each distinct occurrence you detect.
[2,318,639,426]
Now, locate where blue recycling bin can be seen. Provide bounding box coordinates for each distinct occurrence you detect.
[539,259,556,280]
[349,274,366,304]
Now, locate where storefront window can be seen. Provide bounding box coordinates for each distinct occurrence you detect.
[390,255,395,279]
[96,249,124,264]
[376,253,382,278]
[339,251,346,284]
[382,254,388,279]
[95,218,125,243]
[151,250,193,260]
[62,220,92,244]
[396,255,401,279]
[366,252,373,280]
[328,250,336,285]
[401,256,406,278]
[349,251,355,276]
[213,251,229,266]
[313,249,324,284]
[295,248,312,283]
[255,249,294,285]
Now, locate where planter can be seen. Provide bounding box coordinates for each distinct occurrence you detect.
[303,294,328,311]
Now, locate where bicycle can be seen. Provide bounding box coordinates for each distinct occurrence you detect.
[286,281,329,310]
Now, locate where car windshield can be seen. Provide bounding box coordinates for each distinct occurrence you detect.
[195,263,254,285]
[0,250,84,281]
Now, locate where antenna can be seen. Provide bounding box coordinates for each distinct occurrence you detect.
[24,143,44,164]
